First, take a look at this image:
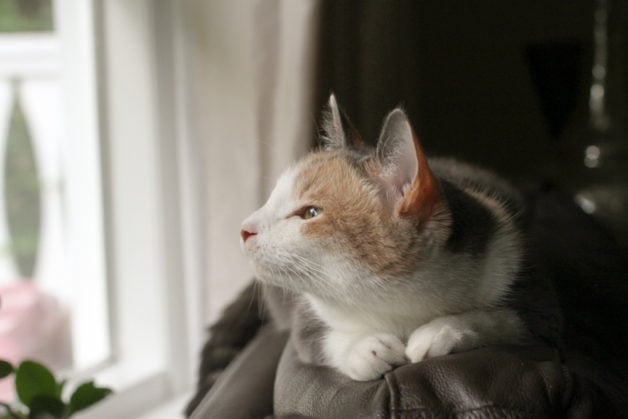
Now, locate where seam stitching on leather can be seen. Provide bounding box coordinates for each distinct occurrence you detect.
[389,404,535,414]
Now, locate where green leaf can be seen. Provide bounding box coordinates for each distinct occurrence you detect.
[54,379,65,399]
[15,361,57,407]
[68,381,112,416]
[0,360,14,379]
[1,414,28,419]
[28,395,65,419]
[0,402,27,419]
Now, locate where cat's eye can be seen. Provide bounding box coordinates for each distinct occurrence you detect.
[302,206,322,220]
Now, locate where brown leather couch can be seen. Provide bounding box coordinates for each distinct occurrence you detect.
[188,187,628,418]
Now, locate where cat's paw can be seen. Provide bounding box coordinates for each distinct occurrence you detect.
[405,317,476,363]
[339,334,407,381]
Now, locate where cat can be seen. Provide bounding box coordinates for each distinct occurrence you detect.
[240,95,537,381]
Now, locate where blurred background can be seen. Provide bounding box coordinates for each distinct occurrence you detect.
[0,0,625,417]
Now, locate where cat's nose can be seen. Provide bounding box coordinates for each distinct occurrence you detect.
[241,216,260,243]
[241,228,257,242]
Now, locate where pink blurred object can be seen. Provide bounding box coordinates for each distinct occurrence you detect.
[0,281,73,400]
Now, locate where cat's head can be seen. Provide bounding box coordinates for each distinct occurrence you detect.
[241,95,451,302]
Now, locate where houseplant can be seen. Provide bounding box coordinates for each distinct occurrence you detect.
[0,359,112,419]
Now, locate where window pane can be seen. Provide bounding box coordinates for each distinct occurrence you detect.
[0,6,109,400]
[0,0,54,33]
[5,89,40,278]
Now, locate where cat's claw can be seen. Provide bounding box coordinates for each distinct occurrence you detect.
[405,317,475,363]
[340,334,407,381]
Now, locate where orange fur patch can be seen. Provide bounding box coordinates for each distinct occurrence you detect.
[291,151,436,277]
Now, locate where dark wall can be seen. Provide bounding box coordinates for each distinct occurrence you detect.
[315,0,628,249]
[316,1,592,179]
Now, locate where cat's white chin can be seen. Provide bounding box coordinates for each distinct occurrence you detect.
[251,264,292,288]
[251,264,272,282]
[240,237,258,255]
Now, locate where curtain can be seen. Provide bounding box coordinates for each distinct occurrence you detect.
[183,0,321,321]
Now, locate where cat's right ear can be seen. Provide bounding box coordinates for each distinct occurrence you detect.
[376,108,441,220]
[320,94,364,150]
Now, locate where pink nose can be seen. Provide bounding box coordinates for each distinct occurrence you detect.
[241,228,257,242]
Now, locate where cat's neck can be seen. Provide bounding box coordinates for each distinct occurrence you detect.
[304,292,425,337]
[304,233,522,339]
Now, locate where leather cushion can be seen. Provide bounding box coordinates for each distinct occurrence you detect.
[191,327,288,419]
[274,337,623,418]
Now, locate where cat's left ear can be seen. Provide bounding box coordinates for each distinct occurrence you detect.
[376,108,441,218]
[321,94,365,150]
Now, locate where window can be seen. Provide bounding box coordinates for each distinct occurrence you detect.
[1,1,205,417]
[73,1,205,417]
[0,0,109,400]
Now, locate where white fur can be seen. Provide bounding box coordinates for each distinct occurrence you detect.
[241,164,346,299]
[405,309,524,362]
[304,230,524,381]
[324,330,406,381]
[241,165,299,240]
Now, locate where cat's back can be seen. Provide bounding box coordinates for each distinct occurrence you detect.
[429,158,524,216]
[429,157,525,223]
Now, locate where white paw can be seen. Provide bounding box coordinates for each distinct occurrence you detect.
[340,334,407,381]
[405,318,476,363]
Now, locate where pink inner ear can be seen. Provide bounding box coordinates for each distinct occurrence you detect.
[399,130,440,220]
[376,108,442,220]
[396,142,419,196]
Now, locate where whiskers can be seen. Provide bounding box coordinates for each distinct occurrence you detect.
[250,279,268,321]
[256,246,393,306]
[262,249,339,298]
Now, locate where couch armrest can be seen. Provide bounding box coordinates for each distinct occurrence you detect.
[191,326,288,419]
[274,337,627,418]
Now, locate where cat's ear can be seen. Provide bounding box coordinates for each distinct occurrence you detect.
[321,94,365,150]
[376,108,441,218]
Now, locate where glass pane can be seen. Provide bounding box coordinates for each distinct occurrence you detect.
[0,6,110,400]
[0,82,75,401]
[0,0,54,33]
[5,90,41,278]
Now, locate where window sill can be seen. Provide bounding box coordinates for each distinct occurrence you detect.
[138,391,190,419]
[73,360,182,419]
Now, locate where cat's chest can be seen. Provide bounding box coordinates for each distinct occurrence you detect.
[304,294,437,339]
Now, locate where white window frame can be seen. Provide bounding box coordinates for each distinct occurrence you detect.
[53,0,111,372]
[0,1,111,373]
[65,1,206,417]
